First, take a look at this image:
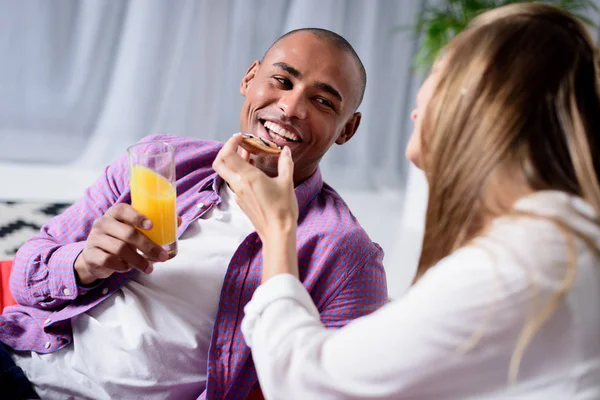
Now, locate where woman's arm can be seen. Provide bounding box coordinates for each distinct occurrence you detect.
[212,133,300,283]
[213,135,526,399]
[242,245,522,400]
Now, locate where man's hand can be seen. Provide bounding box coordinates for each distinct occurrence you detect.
[74,203,169,285]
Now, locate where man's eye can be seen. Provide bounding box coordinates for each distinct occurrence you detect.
[316,97,334,109]
[274,77,292,88]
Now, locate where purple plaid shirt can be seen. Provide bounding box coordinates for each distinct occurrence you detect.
[0,135,388,399]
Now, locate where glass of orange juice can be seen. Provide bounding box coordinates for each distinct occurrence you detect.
[127,141,177,260]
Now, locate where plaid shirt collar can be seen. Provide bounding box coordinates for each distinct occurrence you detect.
[198,168,324,212]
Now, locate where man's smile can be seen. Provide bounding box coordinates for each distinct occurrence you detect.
[258,119,303,146]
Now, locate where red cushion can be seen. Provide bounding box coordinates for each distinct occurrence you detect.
[0,260,16,312]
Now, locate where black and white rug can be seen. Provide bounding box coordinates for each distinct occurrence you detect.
[0,201,71,259]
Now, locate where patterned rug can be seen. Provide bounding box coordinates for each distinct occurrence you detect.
[0,201,71,259]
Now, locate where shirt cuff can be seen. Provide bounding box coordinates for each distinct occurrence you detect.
[242,273,319,347]
[47,242,101,299]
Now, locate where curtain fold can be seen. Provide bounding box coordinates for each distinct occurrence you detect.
[0,0,127,164]
[0,0,423,191]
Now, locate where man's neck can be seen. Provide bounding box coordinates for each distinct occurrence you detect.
[292,168,316,188]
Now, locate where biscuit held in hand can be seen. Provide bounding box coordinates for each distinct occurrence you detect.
[213,135,298,240]
[239,133,283,155]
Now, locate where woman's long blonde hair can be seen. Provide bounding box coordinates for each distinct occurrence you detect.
[417,3,600,276]
[415,2,600,381]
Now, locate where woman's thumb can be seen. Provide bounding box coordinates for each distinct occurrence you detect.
[278,147,294,183]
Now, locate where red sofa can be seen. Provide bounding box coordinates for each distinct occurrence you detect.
[0,259,15,311]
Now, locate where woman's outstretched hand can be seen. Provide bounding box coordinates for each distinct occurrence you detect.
[213,134,299,281]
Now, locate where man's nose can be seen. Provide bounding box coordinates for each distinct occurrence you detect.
[278,90,308,120]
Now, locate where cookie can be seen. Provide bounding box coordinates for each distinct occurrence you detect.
[239,133,283,155]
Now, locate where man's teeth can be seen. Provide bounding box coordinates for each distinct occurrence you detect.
[264,121,299,142]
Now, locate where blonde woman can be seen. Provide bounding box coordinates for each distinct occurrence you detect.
[213,3,600,399]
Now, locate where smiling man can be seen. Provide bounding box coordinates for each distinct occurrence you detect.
[239,29,365,185]
[0,28,387,399]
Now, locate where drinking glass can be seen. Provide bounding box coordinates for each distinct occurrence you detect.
[127,141,177,260]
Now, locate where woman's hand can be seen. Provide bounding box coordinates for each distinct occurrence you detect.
[213,134,299,281]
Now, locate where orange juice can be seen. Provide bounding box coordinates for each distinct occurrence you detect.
[130,165,177,246]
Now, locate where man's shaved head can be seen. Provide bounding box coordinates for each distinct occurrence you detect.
[263,28,367,110]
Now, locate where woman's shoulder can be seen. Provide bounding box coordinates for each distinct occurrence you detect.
[420,191,600,306]
[482,191,600,274]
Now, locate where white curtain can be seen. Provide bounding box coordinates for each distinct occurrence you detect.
[0,0,424,191]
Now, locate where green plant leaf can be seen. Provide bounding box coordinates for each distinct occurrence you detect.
[405,0,599,73]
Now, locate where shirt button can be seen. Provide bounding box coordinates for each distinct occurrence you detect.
[102,288,109,295]
[44,341,51,349]
[196,202,205,209]
[63,288,71,296]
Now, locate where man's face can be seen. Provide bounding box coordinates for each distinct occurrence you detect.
[239,32,362,183]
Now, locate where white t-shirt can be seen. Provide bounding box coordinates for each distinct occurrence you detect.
[243,191,600,399]
[14,184,255,399]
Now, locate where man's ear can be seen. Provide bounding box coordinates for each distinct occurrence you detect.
[335,112,361,145]
[240,60,261,96]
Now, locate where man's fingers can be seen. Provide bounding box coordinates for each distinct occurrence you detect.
[106,203,152,230]
[97,216,167,262]
[128,231,167,262]
[94,235,152,273]
[84,247,130,274]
